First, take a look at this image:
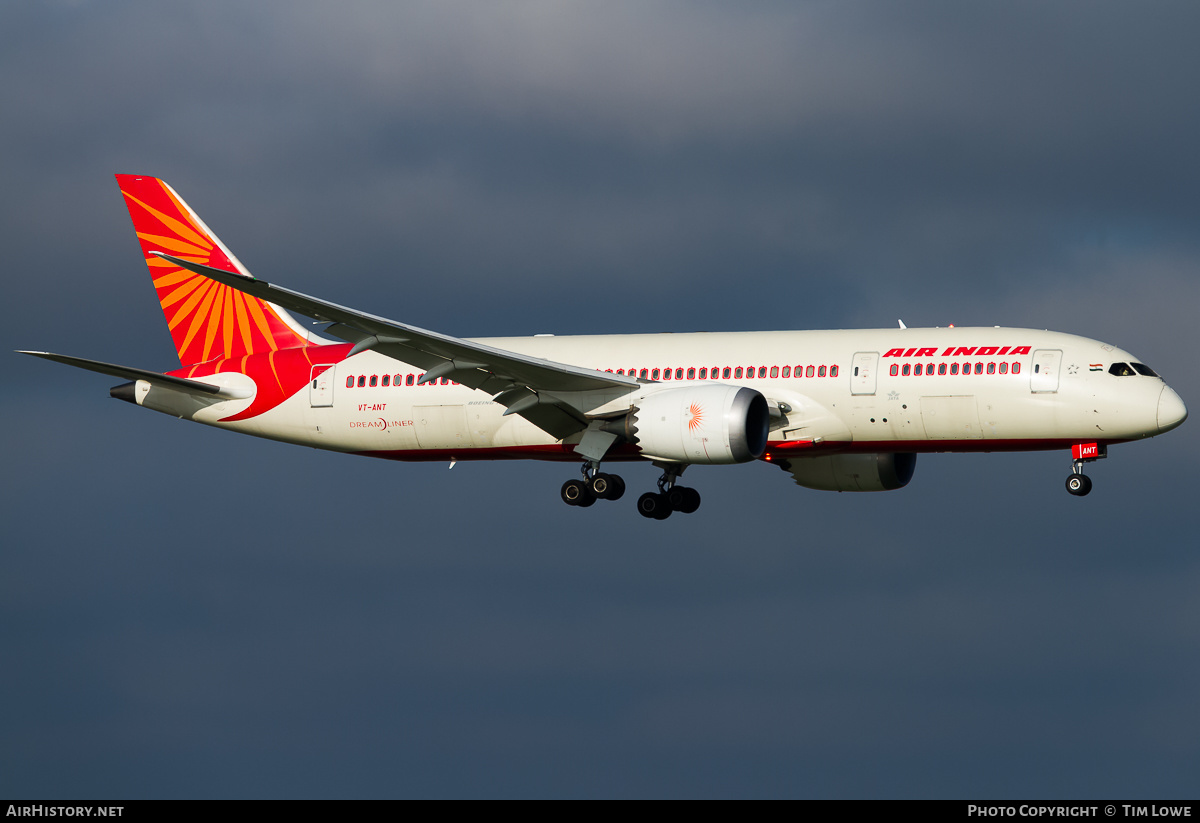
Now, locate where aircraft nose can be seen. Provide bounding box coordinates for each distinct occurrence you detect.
[1158,385,1188,433]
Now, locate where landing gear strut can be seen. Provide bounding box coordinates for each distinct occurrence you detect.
[1065,443,1105,497]
[561,461,625,508]
[636,462,702,520]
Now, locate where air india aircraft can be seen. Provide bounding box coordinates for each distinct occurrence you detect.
[20,176,1188,518]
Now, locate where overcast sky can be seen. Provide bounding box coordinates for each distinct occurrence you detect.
[3,1,1198,799]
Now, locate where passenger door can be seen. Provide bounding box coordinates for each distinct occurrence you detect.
[850,352,878,396]
[1030,349,1062,393]
[309,365,335,407]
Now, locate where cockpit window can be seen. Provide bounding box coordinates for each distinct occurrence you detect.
[1109,362,1136,377]
[1132,363,1159,377]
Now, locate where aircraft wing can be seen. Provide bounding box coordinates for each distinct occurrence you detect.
[155,254,639,438]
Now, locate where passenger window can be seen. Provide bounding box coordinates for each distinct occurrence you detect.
[927,362,934,374]
[818,365,827,377]
[357,376,366,387]
[723,367,731,379]
[890,364,899,376]
[663,368,672,380]
[914,364,922,376]
[987,363,995,374]
[1012,362,1021,374]
[346,376,354,388]
[757,366,766,378]
[640,369,649,379]
[999,363,1008,374]
[782,366,790,378]
[950,363,959,375]
[902,364,911,376]
[938,363,947,375]
[806,365,815,377]
[676,368,684,379]
[770,366,779,378]
[406,374,415,386]
[381,375,390,386]
[652,369,660,380]
[699,368,707,379]
[830,365,838,377]
[688,367,696,380]
[440,378,449,385]
[711,365,718,377]
[734,367,743,379]
[974,363,982,374]
[746,365,755,377]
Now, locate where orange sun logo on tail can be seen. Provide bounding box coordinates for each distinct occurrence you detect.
[116,174,312,367]
[687,402,704,431]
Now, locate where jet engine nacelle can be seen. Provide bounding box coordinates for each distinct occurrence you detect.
[629,384,769,464]
[786,452,917,492]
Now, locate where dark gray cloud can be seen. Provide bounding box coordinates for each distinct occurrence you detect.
[3,0,1198,798]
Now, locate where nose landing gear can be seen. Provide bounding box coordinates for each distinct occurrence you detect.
[1065,442,1106,497]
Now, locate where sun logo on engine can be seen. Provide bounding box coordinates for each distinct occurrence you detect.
[687,402,704,431]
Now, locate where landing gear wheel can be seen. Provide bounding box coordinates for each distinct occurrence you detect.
[590,473,625,501]
[609,475,626,501]
[637,492,672,520]
[561,479,595,507]
[1065,474,1092,496]
[666,486,701,514]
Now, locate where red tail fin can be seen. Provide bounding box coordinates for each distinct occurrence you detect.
[116,174,314,366]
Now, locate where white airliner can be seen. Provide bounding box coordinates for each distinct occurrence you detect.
[20,176,1188,518]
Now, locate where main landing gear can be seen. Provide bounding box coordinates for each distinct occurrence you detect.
[561,463,626,509]
[1065,443,1106,497]
[635,462,701,521]
[559,461,701,519]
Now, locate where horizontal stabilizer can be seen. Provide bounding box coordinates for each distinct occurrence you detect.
[17,351,252,399]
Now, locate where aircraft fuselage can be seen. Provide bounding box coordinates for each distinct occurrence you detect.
[132,326,1185,463]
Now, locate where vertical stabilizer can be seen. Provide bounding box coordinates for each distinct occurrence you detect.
[115,174,315,367]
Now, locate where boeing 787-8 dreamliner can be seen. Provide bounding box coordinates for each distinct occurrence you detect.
[20,176,1188,519]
